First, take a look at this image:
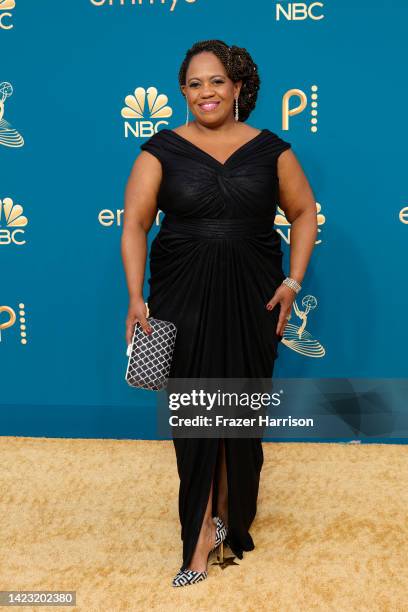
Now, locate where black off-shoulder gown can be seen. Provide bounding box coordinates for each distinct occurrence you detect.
[140,127,291,571]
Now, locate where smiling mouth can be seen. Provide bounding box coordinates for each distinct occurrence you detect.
[198,102,220,111]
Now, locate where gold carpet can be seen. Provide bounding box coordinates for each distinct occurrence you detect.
[0,436,407,611]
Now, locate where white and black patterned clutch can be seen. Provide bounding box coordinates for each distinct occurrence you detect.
[125,317,177,391]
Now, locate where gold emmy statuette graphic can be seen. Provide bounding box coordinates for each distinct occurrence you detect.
[0,81,24,147]
[281,294,325,358]
[0,305,16,342]
[121,86,173,137]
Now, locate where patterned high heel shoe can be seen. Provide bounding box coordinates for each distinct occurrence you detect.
[172,516,228,587]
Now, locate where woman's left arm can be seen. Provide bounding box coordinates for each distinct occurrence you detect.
[266,148,318,336]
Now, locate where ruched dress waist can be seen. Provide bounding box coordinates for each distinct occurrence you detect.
[161,213,276,239]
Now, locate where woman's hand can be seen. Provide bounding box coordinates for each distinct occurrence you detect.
[265,284,297,337]
[126,296,152,345]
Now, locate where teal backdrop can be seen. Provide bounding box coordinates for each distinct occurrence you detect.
[1,1,407,441]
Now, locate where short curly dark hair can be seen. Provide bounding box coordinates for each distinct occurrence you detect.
[178,39,260,122]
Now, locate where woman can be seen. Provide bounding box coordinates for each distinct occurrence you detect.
[122,39,317,587]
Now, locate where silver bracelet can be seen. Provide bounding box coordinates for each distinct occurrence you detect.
[282,277,302,294]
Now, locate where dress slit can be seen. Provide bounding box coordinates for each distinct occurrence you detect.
[174,434,265,570]
[175,437,221,571]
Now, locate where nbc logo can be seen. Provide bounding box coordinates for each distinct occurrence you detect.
[0,0,15,30]
[0,82,24,147]
[275,2,325,21]
[275,202,325,245]
[0,197,28,245]
[121,86,173,139]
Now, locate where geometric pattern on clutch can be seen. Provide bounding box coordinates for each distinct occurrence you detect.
[125,317,177,391]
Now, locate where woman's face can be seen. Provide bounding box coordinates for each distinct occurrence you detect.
[181,51,241,126]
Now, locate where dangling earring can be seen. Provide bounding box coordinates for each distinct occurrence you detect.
[234,96,239,122]
[185,97,190,126]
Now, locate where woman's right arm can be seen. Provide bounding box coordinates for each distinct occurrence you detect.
[121,150,163,345]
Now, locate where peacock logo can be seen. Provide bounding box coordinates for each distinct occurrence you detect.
[0,197,28,245]
[121,86,173,139]
[275,202,325,245]
[0,82,24,147]
[0,0,15,30]
[281,293,325,358]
